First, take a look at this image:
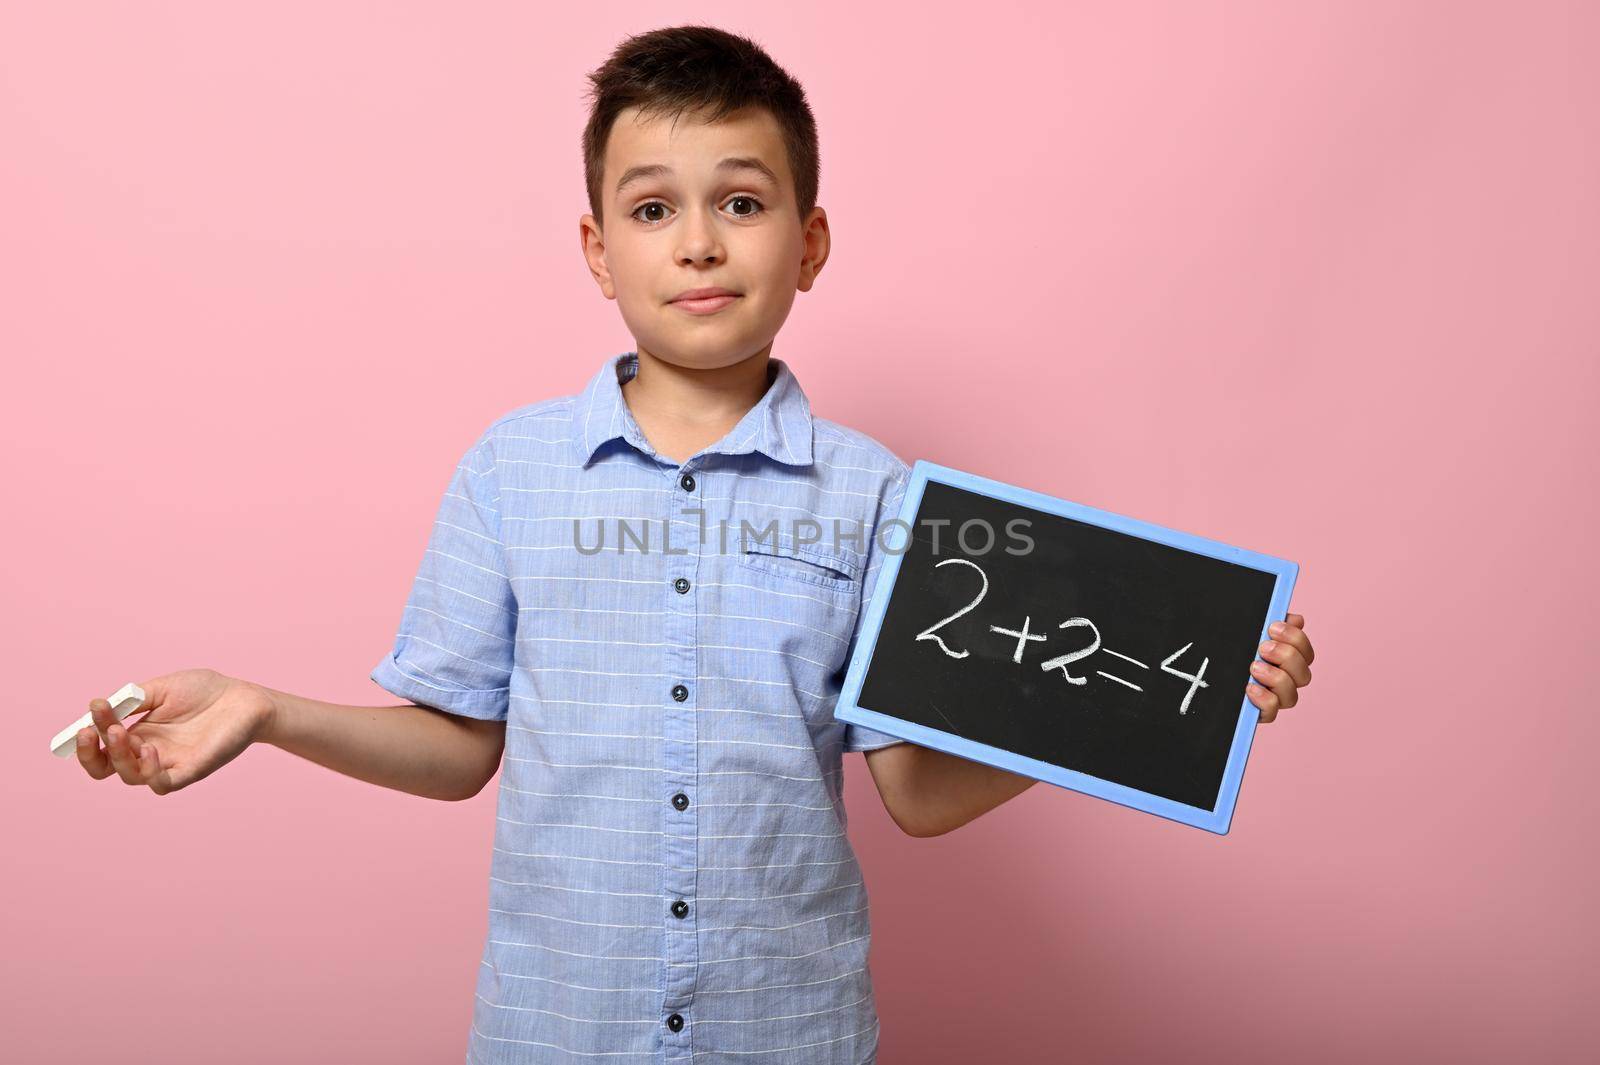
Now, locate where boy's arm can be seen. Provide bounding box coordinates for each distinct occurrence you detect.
[863,743,1036,838]
[258,684,505,802]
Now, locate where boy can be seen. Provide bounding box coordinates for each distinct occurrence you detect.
[75,24,1315,1064]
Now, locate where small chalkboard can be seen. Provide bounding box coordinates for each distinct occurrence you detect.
[837,460,1298,834]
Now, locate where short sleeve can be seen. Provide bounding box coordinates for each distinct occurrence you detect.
[370,431,515,721]
[841,461,912,753]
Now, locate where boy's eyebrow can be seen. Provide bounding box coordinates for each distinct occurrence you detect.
[614,156,779,197]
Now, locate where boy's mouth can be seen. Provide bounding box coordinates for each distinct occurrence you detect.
[670,289,742,315]
[670,285,741,302]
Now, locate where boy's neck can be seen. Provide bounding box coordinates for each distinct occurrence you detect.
[620,345,776,463]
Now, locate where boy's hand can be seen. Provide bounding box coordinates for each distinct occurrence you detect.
[1247,613,1314,724]
[75,669,275,794]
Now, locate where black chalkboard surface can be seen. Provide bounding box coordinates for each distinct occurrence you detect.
[836,460,1298,833]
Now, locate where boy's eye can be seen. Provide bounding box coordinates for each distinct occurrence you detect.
[630,195,766,225]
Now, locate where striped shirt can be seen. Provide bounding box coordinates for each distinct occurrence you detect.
[371,350,911,1064]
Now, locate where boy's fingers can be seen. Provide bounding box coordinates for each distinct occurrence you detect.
[89,699,121,744]
[105,723,148,785]
[1259,641,1312,688]
[102,722,132,780]
[1249,661,1298,709]
[1280,647,1312,688]
[76,727,114,779]
[1247,681,1278,723]
[135,675,167,711]
[1269,667,1298,709]
[140,743,176,795]
[1286,613,1305,629]
[83,696,175,791]
[1268,620,1315,666]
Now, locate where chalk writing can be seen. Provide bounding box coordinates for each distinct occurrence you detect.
[915,557,1212,715]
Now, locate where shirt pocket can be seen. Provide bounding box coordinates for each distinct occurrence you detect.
[738,531,860,595]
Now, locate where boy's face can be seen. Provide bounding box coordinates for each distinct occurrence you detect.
[580,105,828,373]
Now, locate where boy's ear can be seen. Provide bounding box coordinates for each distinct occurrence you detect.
[579,214,617,300]
[796,205,830,293]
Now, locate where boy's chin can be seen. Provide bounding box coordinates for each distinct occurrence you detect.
[637,333,774,371]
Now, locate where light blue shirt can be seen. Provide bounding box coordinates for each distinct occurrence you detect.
[372,350,910,1064]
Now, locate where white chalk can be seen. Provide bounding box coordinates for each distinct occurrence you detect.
[52,683,146,759]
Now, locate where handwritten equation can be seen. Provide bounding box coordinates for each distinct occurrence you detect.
[912,558,1212,715]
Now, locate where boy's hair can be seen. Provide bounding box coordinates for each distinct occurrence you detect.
[582,25,820,228]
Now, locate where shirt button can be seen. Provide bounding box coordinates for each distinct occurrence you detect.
[671,900,689,919]
[666,1013,685,1033]
[673,577,690,594]
[679,472,695,492]
[671,684,688,702]
[672,792,689,811]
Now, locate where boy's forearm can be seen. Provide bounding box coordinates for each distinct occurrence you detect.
[904,745,1037,837]
[254,685,502,802]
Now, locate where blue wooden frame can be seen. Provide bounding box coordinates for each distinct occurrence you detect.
[836,459,1299,835]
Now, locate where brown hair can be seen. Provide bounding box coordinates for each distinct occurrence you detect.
[582,25,820,229]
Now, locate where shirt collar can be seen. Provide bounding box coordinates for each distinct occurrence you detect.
[572,351,815,469]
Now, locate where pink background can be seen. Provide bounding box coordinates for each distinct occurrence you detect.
[5,3,1594,1062]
